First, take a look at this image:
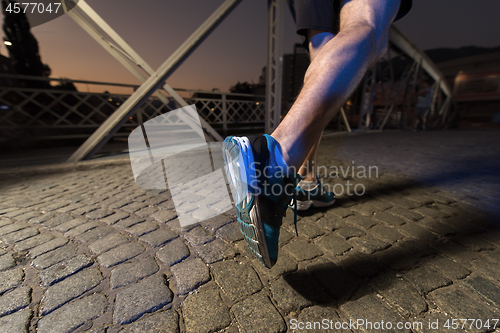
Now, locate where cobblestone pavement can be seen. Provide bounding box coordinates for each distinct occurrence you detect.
[0,130,499,333]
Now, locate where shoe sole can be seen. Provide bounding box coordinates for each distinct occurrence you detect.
[222,137,273,268]
[295,198,336,211]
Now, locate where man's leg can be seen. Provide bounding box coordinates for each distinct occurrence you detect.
[272,0,401,170]
[297,30,334,182]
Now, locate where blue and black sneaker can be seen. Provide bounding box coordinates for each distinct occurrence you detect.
[293,177,335,211]
[222,134,301,268]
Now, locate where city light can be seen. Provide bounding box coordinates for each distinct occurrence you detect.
[4,41,12,46]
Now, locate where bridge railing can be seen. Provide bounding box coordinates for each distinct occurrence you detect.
[0,75,266,145]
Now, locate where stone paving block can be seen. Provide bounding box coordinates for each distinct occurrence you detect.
[134,206,159,218]
[373,210,407,226]
[55,218,87,233]
[120,310,179,333]
[1,227,39,244]
[270,276,312,314]
[112,215,146,229]
[0,308,31,333]
[278,229,294,245]
[100,211,129,225]
[71,205,99,216]
[405,194,435,205]
[430,288,498,330]
[418,218,458,237]
[326,207,354,219]
[14,233,54,252]
[295,220,325,239]
[215,222,243,242]
[315,233,351,256]
[151,209,177,223]
[57,203,85,213]
[33,243,79,270]
[398,222,437,241]
[183,288,230,333]
[199,214,232,232]
[74,225,114,243]
[121,202,147,214]
[370,273,428,317]
[0,286,31,317]
[345,215,377,230]
[12,211,41,222]
[194,239,237,264]
[369,199,394,211]
[43,213,73,228]
[212,260,262,301]
[0,218,13,228]
[340,294,410,333]
[37,293,106,333]
[29,237,68,258]
[111,257,159,289]
[336,226,365,239]
[39,254,93,287]
[0,268,24,294]
[65,221,99,237]
[183,227,215,246]
[316,214,345,231]
[156,238,190,267]
[267,253,298,279]
[427,255,470,280]
[143,195,169,207]
[387,206,424,221]
[0,222,28,236]
[86,208,114,220]
[387,196,423,209]
[403,265,451,295]
[0,254,15,271]
[368,224,404,243]
[414,311,468,333]
[139,228,177,247]
[452,235,494,252]
[349,236,390,254]
[156,200,176,210]
[352,204,378,216]
[306,259,358,300]
[283,238,323,261]
[167,218,198,232]
[89,233,129,255]
[97,242,144,268]
[191,207,218,221]
[414,206,450,219]
[339,251,383,278]
[296,306,344,333]
[41,268,103,315]
[231,292,286,333]
[125,221,158,237]
[171,258,210,295]
[464,276,500,308]
[40,201,70,213]
[113,274,173,325]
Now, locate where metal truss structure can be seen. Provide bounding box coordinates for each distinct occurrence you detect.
[64,0,241,162]
[62,0,452,162]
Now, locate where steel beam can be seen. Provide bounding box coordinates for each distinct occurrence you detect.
[66,0,239,162]
[265,0,284,134]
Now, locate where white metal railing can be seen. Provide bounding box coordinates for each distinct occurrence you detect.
[0,75,266,141]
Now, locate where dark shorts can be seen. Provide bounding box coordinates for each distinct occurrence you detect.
[296,0,412,48]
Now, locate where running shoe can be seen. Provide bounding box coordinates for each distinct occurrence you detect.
[293,177,335,211]
[222,134,301,268]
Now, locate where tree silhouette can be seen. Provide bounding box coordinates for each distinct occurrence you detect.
[2,0,51,88]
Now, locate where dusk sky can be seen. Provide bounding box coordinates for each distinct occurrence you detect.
[1,0,500,93]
